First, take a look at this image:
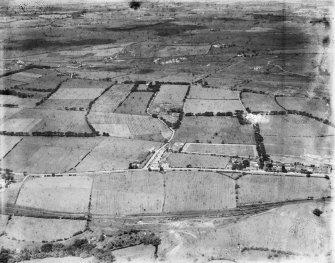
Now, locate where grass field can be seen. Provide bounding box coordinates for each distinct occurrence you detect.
[0,107,21,121]
[0,118,42,133]
[150,84,189,114]
[16,176,92,213]
[8,108,92,133]
[164,171,236,212]
[90,171,164,216]
[0,215,8,235]
[188,85,239,99]
[259,115,334,137]
[241,92,283,112]
[88,112,172,141]
[21,73,67,91]
[6,216,87,242]
[115,91,154,115]
[0,183,22,205]
[237,174,330,205]
[182,143,257,157]
[90,84,134,112]
[75,137,161,172]
[157,45,210,57]
[0,95,39,107]
[174,116,256,144]
[0,135,22,159]
[8,71,42,83]
[184,99,245,114]
[0,137,101,173]
[166,152,230,169]
[276,96,331,119]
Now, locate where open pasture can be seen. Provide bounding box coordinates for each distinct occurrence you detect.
[90,83,133,112]
[0,135,22,159]
[88,112,172,142]
[0,107,21,121]
[164,171,236,212]
[184,99,244,114]
[8,108,92,133]
[16,176,92,213]
[0,76,26,90]
[241,92,283,112]
[21,73,67,92]
[0,215,8,235]
[182,143,257,157]
[0,118,42,133]
[259,115,334,137]
[75,137,161,172]
[8,71,42,84]
[150,84,189,113]
[276,96,331,120]
[174,116,256,144]
[6,216,87,242]
[237,174,330,205]
[263,135,334,164]
[0,95,38,107]
[90,171,164,216]
[0,137,100,173]
[157,45,211,57]
[115,91,153,115]
[188,85,239,99]
[166,152,230,169]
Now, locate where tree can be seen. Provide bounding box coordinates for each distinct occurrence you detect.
[312,208,323,217]
[281,165,287,173]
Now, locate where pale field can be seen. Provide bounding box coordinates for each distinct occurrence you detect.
[0,135,22,159]
[241,92,283,112]
[0,107,21,120]
[0,137,101,173]
[38,99,93,110]
[0,215,8,234]
[174,116,256,144]
[8,71,42,83]
[184,99,245,114]
[0,118,42,133]
[182,143,257,157]
[91,123,132,138]
[90,84,133,112]
[90,171,164,215]
[276,96,332,119]
[0,95,39,107]
[166,152,230,169]
[0,182,22,205]
[259,115,334,137]
[22,257,97,263]
[150,84,189,113]
[58,79,111,90]
[9,108,92,133]
[88,112,172,141]
[6,216,86,242]
[264,135,334,164]
[237,174,330,204]
[164,171,236,212]
[16,176,92,213]
[157,45,211,57]
[49,87,106,100]
[75,137,161,172]
[188,85,239,99]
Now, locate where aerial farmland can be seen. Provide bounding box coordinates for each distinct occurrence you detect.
[0,0,332,262]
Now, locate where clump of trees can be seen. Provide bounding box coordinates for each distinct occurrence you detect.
[0,89,33,98]
[312,208,323,217]
[253,124,269,169]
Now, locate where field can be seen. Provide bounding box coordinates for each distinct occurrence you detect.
[8,71,42,83]
[88,112,172,141]
[174,116,256,144]
[259,115,334,137]
[0,137,101,173]
[90,84,134,112]
[20,72,67,91]
[241,92,283,112]
[39,79,110,110]
[184,99,245,114]
[150,84,189,113]
[182,143,257,157]
[0,135,22,159]
[75,137,161,172]
[188,85,239,99]
[0,118,42,133]
[156,45,211,57]
[7,108,92,133]
[263,136,334,165]
[276,96,331,119]
[16,176,92,213]
[0,107,21,121]
[115,91,154,115]
[0,95,38,107]
[6,216,87,242]
[237,174,330,205]
[0,183,22,205]
[90,171,164,216]
[0,215,8,235]
[164,171,236,212]
[166,152,230,169]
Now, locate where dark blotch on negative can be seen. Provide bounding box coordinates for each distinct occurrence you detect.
[129,1,141,10]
